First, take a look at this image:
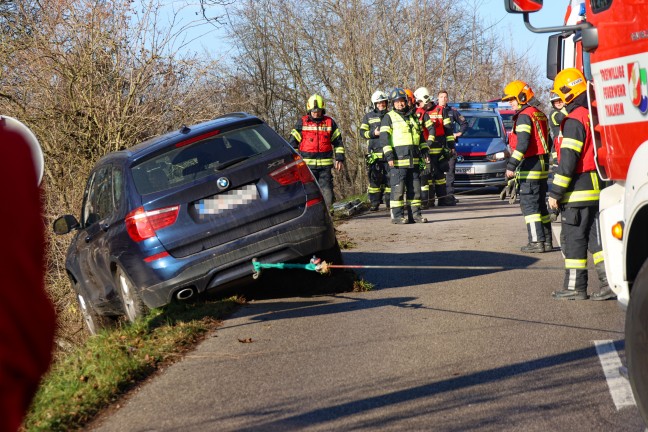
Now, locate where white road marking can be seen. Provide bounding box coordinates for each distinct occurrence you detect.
[594,340,636,409]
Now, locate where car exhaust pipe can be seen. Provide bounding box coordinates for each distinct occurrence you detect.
[175,287,195,301]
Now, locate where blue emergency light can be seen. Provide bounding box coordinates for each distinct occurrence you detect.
[448,102,498,110]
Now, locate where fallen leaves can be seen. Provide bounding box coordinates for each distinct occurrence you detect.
[238,338,253,343]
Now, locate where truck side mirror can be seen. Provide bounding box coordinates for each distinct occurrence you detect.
[546,33,563,80]
[504,0,543,14]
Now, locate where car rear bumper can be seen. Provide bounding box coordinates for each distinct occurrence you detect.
[454,161,507,187]
[136,204,336,308]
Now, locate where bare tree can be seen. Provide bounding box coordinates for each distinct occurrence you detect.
[0,0,231,347]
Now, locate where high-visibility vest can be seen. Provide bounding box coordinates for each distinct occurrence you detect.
[298,115,336,167]
[559,106,596,173]
[509,106,549,157]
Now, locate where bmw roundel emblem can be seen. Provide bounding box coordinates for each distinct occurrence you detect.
[456,155,464,163]
[217,177,230,190]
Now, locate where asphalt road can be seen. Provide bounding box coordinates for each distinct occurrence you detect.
[89,192,645,431]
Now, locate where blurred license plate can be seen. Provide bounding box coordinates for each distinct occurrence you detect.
[196,184,258,215]
[456,167,474,174]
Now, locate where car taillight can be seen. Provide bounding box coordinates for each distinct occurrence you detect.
[269,155,315,185]
[126,205,179,242]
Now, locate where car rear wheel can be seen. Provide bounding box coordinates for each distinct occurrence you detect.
[116,267,148,323]
[625,258,648,425]
[75,285,115,336]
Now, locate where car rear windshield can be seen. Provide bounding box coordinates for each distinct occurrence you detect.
[460,115,502,139]
[131,123,285,195]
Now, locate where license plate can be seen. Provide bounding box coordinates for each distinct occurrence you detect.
[196,184,258,215]
[456,167,474,174]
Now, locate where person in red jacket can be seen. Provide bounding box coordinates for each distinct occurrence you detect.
[289,94,345,208]
[0,116,56,431]
[502,80,553,253]
[548,69,613,301]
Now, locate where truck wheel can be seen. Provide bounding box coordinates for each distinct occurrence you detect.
[116,267,148,323]
[625,258,648,424]
[75,284,115,336]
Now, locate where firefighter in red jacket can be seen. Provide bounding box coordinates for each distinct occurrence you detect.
[502,80,553,253]
[548,68,614,301]
[0,116,56,431]
[289,94,345,208]
[413,86,437,209]
[420,90,454,206]
[437,90,468,206]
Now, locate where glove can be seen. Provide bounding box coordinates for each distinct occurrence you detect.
[421,161,432,176]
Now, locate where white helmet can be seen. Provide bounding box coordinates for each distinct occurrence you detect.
[414,87,432,105]
[0,115,44,185]
[371,90,388,105]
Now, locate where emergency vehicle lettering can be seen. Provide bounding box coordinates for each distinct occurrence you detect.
[592,53,648,126]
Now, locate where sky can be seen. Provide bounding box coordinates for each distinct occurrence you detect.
[166,0,571,87]
[479,0,572,86]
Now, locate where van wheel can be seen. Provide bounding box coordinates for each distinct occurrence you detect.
[75,286,115,335]
[116,267,148,323]
[625,258,648,425]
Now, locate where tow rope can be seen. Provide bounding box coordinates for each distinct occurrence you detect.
[251,257,563,279]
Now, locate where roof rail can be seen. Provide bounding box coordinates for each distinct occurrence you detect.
[213,112,251,120]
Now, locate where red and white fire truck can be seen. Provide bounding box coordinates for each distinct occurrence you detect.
[505,0,648,422]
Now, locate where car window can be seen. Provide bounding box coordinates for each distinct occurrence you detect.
[131,123,285,195]
[500,113,514,132]
[112,167,123,210]
[461,115,501,138]
[82,166,113,227]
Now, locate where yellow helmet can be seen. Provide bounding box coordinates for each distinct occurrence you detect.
[307,94,325,111]
[553,68,587,104]
[502,80,534,104]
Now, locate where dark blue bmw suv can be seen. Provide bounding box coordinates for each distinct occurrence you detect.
[54,113,340,334]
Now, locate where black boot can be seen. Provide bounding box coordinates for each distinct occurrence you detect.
[552,289,588,300]
[544,240,554,252]
[590,288,616,301]
[591,263,616,300]
[521,242,545,253]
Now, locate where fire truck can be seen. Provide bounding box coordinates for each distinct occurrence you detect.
[504,0,648,423]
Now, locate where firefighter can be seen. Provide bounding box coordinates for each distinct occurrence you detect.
[404,88,417,116]
[289,94,345,208]
[413,86,438,209]
[502,80,553,253]
[380,87,429,224]
[548,68,614,301]
[437,90,468,205]
[549,91,568,163]
[360,90,390,211]
[424,92,453,206]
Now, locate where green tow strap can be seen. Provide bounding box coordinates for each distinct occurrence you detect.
[251,259,319,279]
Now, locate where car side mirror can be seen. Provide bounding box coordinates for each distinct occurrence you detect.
[53,215,80,235]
